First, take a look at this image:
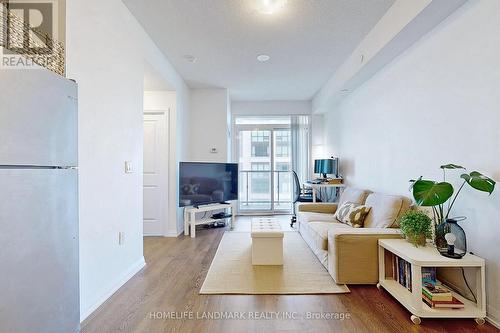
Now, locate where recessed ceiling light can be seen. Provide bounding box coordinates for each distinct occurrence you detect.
[256,0,287,15]
[182,54,197,63]
[257,54,270,62]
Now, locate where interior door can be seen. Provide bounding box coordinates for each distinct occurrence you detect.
[143,113,168,236]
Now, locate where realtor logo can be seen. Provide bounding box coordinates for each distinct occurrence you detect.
[1,1,54,54]
[0,0,65,75]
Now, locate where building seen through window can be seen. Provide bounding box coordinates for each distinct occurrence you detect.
[251,131,270,157]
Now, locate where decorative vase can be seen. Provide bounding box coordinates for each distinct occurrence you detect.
[435,218,467,259]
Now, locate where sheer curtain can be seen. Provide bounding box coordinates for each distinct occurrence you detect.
[291,115,311,184]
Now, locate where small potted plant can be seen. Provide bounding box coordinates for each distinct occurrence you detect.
[398,210,432,247]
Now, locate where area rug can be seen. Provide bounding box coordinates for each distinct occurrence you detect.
[200,232,349,294]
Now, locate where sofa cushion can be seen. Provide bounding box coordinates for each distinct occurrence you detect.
[302,221,351,251]
[363,193,411,228]
[297,211,337,224]
[297,203,338,214]
[327,228,402,284]
[334,202,371,228]
[338,188,371,207]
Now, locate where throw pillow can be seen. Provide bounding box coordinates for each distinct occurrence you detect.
[334,202,371,228]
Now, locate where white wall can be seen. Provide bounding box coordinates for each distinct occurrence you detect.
[311,114,326,161]
[66,0,190,321]
[232,100,311,116]
[312,0,468,113]
[227,93,232,162]
[189,89,229,162]
[323,0,500,325]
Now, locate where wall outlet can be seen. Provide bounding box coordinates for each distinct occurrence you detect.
[119,232,125,245]
[124,161,133,173]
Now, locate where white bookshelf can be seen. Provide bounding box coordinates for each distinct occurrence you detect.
[377,239,486,325]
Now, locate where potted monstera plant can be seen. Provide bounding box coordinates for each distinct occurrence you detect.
[410,164,495,258]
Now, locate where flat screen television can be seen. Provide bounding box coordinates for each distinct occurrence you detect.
[179,162,238,207]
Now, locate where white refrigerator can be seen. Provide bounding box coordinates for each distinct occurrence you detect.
[0,69,80,332]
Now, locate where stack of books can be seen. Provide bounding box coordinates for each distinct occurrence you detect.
[393,256,412,291]
[421,267,464,309]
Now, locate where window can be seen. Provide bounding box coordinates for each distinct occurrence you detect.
[275,162,289,171]
[235,116,310,213]
[251,162,270,193]
[251,131,270,157]
[275,162,290,193]
[275,130,290,157]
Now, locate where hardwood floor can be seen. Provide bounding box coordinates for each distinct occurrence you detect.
[81,217,497,333]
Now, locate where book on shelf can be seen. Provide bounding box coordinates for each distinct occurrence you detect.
[388,255,467,310]
[422,284,453,302]
[422,294,464,309]
[393,255,412,291]
[422,267,436,287]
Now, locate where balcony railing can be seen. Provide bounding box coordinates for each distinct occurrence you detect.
[239,170,292,212]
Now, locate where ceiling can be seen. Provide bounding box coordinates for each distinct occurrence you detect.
[125,0,395,101]
[144,62,174,91]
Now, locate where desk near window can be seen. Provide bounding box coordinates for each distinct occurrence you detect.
[303,181,345,203]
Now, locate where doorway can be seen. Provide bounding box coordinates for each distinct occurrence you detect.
[143,112,169,236]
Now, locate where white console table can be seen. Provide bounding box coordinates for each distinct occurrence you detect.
[183,202,236,238]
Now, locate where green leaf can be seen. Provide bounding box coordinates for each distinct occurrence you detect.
[440,164,465,170]
[412,180,454,206]
[461,171,496,195]
[408,176,422,191]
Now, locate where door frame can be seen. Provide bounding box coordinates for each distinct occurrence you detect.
[234,122,292,215]
[143,110,169,236]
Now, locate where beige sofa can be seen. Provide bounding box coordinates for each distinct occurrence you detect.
[297,188,411,284]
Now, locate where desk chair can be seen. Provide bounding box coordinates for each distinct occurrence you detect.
[291,170,320,227]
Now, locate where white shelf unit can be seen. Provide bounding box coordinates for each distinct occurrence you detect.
[377,239,486,325]
[183,202,236,238]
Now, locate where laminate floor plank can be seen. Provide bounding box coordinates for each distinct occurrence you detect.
[81,217,497,333]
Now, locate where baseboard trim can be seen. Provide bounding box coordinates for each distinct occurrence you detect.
[487,314,500,329]
[80,257,146,323]
[164,230,183,237]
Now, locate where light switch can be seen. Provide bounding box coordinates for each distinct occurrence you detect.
[125,161,133,173]
[119,232,125,245]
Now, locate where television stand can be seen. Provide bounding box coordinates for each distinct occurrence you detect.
[184,202,236,238]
